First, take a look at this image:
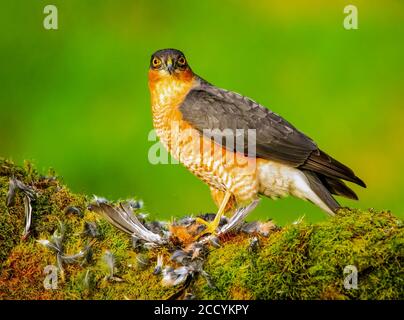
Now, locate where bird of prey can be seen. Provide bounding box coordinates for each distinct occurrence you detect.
[148,48,366,236]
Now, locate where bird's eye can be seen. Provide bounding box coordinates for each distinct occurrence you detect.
[152,57,161,68]
[177,56,186,66]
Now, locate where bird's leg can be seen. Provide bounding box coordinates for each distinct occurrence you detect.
[196,190,232,237]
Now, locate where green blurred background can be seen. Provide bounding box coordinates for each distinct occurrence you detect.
[1,0,403,224]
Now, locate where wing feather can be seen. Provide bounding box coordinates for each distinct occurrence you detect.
[179,80,365,188]
[180,84,316,167]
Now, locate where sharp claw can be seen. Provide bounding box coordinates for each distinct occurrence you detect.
[195,219,220,239]
[195,217,209,226]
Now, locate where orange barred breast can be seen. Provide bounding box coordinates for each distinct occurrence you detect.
[148,71,259,204]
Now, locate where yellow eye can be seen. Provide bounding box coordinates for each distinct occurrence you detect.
[152,57,161,68]
[177,56,186,66]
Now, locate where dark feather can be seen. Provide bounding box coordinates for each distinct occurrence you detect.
[180,82,317,167]
[303,171,340,215]
[89,198,165,245]
[319,175,359,200]
[302,149,366,187]
[179,78,366,189]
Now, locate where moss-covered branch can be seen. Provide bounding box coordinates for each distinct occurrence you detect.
[0,158,403,300]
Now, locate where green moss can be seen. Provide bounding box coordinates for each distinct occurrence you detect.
[0,158,403,300]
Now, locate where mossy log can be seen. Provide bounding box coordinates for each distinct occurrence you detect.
[0,158,403,300]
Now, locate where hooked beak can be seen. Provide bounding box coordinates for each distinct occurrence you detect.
[166,58,174,74]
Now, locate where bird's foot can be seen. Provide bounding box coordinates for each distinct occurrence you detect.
[195,217,221,239]
[195,190,231,240]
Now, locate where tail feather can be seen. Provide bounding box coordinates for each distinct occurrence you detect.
[320,176,359,200]
[302,149,366,188]
[303,171,340,215]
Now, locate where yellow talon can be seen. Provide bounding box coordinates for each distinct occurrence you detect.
[195,217,210,226]
[195,190,232,239]
[195,217,221,237]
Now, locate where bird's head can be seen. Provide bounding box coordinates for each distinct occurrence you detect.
[148,49,193,83]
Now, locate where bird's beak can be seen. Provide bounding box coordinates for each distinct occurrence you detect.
[166,58,174,74]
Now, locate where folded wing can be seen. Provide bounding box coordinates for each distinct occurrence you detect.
[179,81,366,190]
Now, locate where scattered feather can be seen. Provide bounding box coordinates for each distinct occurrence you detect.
[184,292,196,300]
[209,236,221,248]
[82,269,93,292]
[60,244,92,264]
[241,220,277,237]
[6,178,36,239]
[103,250,115,278]
[37,221,65,254]
[241,221,260,234]
[136,254,150,270]
[162,266,190,286]
[21,194,33,239]
[174,216,196,227]
[127,199,143,210]
[171,250,189,264]
[103,250,123,282]
[82,221,99,238]
[6,177,17,207]
[89,197,165,245]
[64,206,82,217]
[248,236,260,252]
[257,221,278,236]
[153,254,163,275]
[37,222,93,275]
[219,199,260,235]
[201,270,216,289]
[131,236,142,250]
[145,220,167,235]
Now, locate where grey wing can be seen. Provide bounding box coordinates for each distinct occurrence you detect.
[179,84,317,167]
[179,83,366,187]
